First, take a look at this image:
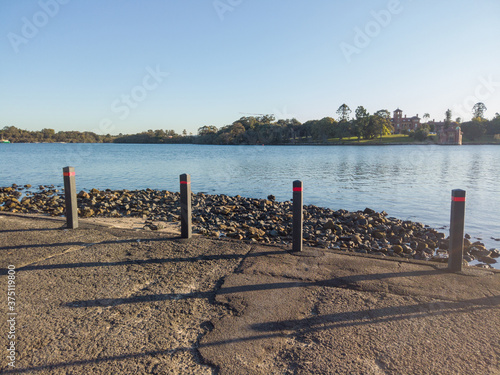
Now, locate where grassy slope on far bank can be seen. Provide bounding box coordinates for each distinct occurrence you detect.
[324,134,500,145]
[326,134,437,145]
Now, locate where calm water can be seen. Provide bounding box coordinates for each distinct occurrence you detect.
[1,143,499,251]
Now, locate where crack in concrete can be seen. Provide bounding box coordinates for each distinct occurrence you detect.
[192,244,256,374]
[15,245,87,270]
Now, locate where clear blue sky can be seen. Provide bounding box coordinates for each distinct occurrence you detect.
[1,0,499,135]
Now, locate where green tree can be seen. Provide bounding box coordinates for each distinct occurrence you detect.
[311,117,336,143]
[472,102,487,120]
[363,114,393,139]
[413,123,430,141]
[198,125,218,136]
[445,109,452,127]
[486,115,500,136]
[375,109,391,119]
[336,104,351,122]
[352,106,369,141]
[41,128,55,141]
[197,125,219,144]
[461,119,486,140]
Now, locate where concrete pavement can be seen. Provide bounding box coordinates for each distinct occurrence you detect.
[0,213,499,374]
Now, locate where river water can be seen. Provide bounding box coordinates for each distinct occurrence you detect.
[1,143,499,253]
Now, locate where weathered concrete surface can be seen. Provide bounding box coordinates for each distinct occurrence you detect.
[200,249,500,374]
[1,213,499,374]
[0,214,252,374]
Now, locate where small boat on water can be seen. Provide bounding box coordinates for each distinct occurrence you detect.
[1,139,10,143]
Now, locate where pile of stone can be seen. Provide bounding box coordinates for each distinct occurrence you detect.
[1,185,498,268]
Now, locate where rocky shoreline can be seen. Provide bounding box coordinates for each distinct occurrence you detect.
[1,185,499,268]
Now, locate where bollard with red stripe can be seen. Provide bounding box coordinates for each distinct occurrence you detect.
[292,180,303,252]
[448,189,466,272]
[180,174,192,239]
[63,166,78,229]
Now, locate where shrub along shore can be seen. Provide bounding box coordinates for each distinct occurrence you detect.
[1,185,498,268]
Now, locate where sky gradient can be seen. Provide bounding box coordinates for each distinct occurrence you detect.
[2,0,499,135]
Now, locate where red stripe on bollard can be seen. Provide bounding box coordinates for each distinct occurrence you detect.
[293,187,303,192]
[63,172,75,177]
[448,189,466,272]
[180,181,191,184]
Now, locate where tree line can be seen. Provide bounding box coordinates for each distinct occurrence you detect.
[2,104,499,144]
[197,105,395,145]
[0,126,186,144]
[459,103,500,141]
[0,126,114,143]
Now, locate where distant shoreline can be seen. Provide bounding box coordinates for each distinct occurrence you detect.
[2,141,499,146]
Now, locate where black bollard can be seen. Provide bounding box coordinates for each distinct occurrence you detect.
[63,166,78,229]
[448,189,466,272]
[180,174,192,239]
[292,180,303,252]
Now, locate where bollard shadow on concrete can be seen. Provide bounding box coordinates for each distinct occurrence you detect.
[4,294,498,375]
[193,294,500,350]
[62,268,447,308]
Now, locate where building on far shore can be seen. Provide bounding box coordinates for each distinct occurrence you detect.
[432,122,462,145]
[391,109,421,134]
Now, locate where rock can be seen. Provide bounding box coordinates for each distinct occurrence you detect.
[464,255,475,262]
[3,185,474,265]
[81,207,94,218]
[415,251,432,261]
[475,263,493,269]
[323,219,336,231]
[247,227,265,239]
[438,240,449,250]
[416,242,428,251]
[351,234,362,244]
[78,191,90,199]
[145,222,165,230]
[217,206,233,215]
[430,256,448,263]
[469,246,491,258]
[269,229,279,238]
[476,256,496,264]
[392,245,403,254]
[490,249,500,258]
